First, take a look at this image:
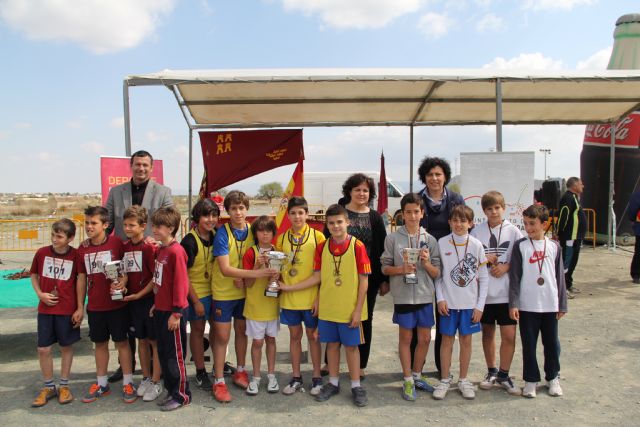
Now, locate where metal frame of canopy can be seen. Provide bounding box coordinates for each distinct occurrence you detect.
[122,69,640,247]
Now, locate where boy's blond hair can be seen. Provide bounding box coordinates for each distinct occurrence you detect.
[481,191,505,210]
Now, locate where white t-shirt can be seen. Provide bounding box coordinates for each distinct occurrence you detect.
[435,233,488,310]
[471,220,523,304]
[509,237,566,313]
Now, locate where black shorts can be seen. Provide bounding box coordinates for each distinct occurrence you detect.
[480,303,517,326]
[129,297,156,340]
[88,306,130,343]
[37,313,81,347]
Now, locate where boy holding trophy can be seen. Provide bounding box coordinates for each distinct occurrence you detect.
[242,215,281,395]
[77,206,136,404]
[380,193,441,401]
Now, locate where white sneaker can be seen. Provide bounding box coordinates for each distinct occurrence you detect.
[547,378,563,397]
[458,379,476,400]
[282,378,303,395]
[496,376,522,396]
[309,378,323,396]
[246,377,260,396]
[267,375,279,393]
[143,382,163,402]
[522,382,537,398]
[432,379,451,400]
[137,378,153,397]
[479,371,497,390]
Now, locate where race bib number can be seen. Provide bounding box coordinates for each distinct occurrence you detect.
[153,260,164,287]
[42,257,73,281]
[123,251,143,273]
[84,251,112,275]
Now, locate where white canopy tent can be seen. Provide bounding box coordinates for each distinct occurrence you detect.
[123,68,640,245]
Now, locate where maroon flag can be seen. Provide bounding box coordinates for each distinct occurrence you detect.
[377,151,388,215]
[200,130,304,194]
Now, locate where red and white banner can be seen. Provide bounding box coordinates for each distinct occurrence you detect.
[583,112,640,148]
[275,156,304,235]
[100,156,164,205]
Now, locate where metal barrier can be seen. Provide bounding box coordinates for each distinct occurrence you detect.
[546,208,597,249]
[0,218,85,251]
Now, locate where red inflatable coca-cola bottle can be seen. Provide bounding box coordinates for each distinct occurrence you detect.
[580,13,640,243]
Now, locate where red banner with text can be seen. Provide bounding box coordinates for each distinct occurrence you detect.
[100,156,164,205]
[199,130,304,196]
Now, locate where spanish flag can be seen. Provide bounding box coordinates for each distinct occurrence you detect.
[276,155,304,235]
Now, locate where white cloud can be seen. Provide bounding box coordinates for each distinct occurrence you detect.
[483,52,564,70]
[0,0,176,54]
[476,13,505,32]
[37,152,54,161]
[417,12,454,39]
[66,119,83,129]
[145,130,170,142]
[81,141,105,154]
[109,116,125,129]
[576,47,612,70]
[279,0,425,29]
[15,121,32,129]
[523,0,594,11]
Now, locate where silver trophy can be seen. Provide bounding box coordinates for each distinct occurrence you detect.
[98,260,124,300]
[403,248,421,285]
[265,251,287,297]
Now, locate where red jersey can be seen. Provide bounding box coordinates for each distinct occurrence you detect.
[122,239,156,296]
[30,245,79,315]
[77,235,125,312]
[314,235,371,274]
[152,241,189,312]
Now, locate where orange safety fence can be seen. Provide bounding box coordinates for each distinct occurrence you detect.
[546,208,597,249]
[0,217,85,252]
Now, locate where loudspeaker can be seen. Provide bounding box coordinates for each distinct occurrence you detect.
[541,180,561,211]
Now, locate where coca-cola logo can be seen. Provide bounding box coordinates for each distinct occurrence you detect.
[584,113,640,147]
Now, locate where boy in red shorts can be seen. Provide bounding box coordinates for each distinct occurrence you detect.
[30,219,83,407]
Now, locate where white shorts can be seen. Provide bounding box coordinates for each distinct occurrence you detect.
[245,319,280,339]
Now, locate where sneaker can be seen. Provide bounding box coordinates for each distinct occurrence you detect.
[309,377,323,396]
[547,378,563,397]
[160,398,187,412]
[402,380,416,401]
[351,386,368,407]
[213,382,232,403]
[195,370,213,390]
[414,376,436,393]
[107,367,123,383]
[232,371,250,389]
[137,377,153,397]
[522,381,537,398]
[143,382,163,402]
[57,385,73,404]
[156,392,171,406]
[315,383,340,402]
[496,376,522,396]
[122,383,138,403]
[432,379,450,400]
[458,379,476,400]
[224,362,236,376]
[267,376,279,393]
[82,383,110,403]
[246,377,260,396]
[567,291,575,299]
[32,387,57,407]
[479,370,497,390]
[569,287,581,294]
[282,377,303,395]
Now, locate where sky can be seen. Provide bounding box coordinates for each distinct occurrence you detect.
[0,0,637,195]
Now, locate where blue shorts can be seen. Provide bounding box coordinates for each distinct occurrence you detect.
[129,297,156,340]
[439,308,481,336]
[188,295,213,321]
[393,304,435,329]
[37,313,81,347]
[280,308,318,329]
[318,319,364,347]
[212,298,245,323]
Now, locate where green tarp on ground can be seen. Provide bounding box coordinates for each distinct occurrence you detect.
[0,269,38,308]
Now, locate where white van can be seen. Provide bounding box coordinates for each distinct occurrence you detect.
[304,171,405,220]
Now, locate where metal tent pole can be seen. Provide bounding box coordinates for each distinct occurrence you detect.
[496,78,503,152]
[409,125,414,192]
[123,80,132,156]
[188,129,193,215]
[608,120,617,250]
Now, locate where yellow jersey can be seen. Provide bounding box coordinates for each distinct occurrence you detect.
[186,229,213,298]
[242,246,279,321]
[211,223,254,301]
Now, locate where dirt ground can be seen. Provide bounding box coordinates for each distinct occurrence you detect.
[0,246,638,426]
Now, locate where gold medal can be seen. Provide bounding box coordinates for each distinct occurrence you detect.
[458,278,466,286]
[289,268,298,277]
[204,271,209,279]
[537,277,545,286]
[335,277,342,286]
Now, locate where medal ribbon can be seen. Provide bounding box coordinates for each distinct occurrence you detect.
[529,237,546,280]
